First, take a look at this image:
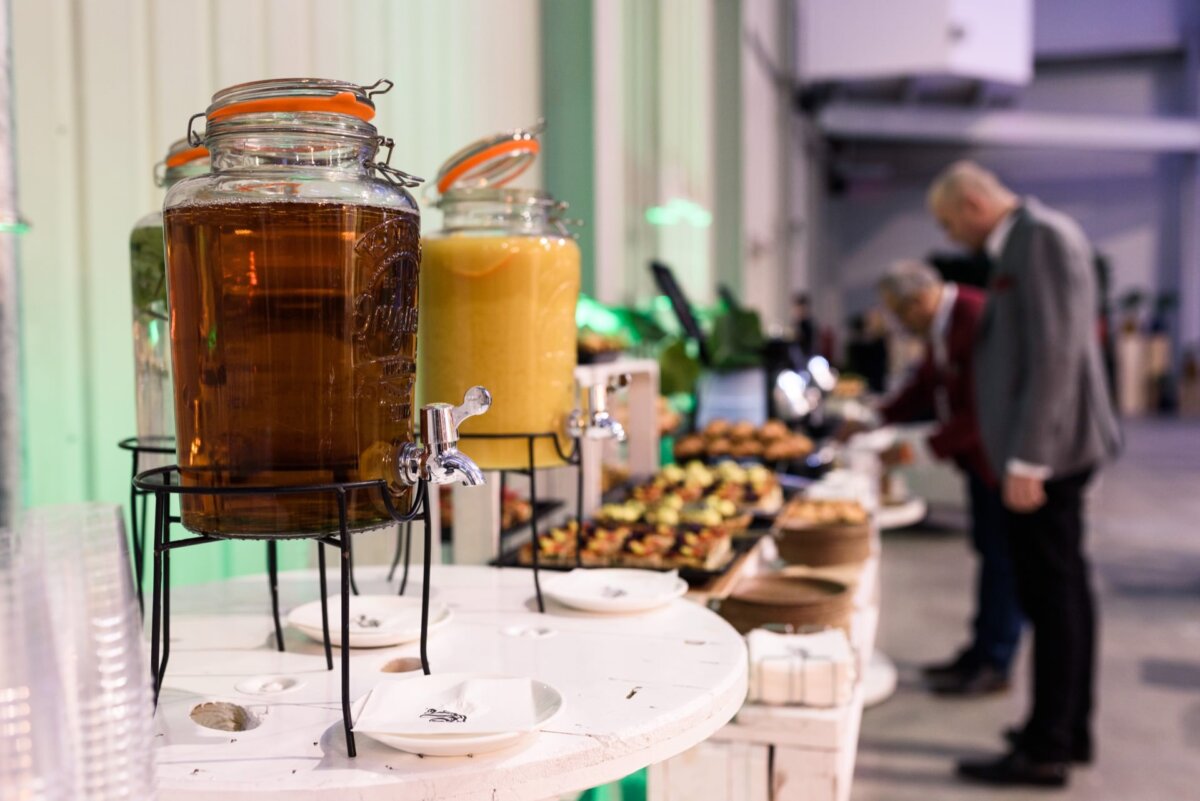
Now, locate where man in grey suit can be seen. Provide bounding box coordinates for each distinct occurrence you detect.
[927,161,1121,788]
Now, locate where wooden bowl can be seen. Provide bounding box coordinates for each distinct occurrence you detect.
[718,574,853,634]
[773,523,871,567]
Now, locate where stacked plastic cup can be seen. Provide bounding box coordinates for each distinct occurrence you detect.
[10,504,157,801]
[0,529,72,801]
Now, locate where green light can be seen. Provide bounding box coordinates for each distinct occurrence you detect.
[0,218,30,235]
[576,294,624,335]
[644,198,712,228]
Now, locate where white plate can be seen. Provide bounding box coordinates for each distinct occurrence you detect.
[362,728,537,757]
[543,568,688,614]
[287,595,452,648]
[353,673,563,757]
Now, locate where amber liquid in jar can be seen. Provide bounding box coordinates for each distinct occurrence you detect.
[164,201,420,537]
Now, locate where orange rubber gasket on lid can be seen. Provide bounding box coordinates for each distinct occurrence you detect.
[207,91,375,123]
[165,146,209,169]
[436,138,540,195]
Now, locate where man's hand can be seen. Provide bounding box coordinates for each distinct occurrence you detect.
[834,420,869,443]
[1004,472,1047,513]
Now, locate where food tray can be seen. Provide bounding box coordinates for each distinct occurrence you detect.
[493,531,764,587]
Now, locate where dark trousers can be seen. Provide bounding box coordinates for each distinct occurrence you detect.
[965,471,1023,672]
[1006,469,1097,763]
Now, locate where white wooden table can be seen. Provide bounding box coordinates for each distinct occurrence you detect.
[153,564,747,801]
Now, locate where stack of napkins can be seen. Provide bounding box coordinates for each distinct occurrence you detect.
[356,677,542,736]
[746,628,856,707]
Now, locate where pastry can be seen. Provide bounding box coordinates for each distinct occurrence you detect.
[730,421,756,441]
[704,419,731,438]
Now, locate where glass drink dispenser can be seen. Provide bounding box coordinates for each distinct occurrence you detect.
[162,78,425,537]
[130,140,208,451]
[419,126,581,470]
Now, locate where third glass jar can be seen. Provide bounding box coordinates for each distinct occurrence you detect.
[420,185,580,470]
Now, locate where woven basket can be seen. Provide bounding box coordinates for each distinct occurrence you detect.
[773,522,871,567]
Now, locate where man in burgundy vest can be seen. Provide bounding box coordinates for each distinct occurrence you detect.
[875,260,1022,696]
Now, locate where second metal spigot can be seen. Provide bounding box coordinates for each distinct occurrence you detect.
[567,375,628,442]
[399,386,492,486]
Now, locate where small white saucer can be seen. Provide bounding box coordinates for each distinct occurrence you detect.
[353,673,563,757]
[287,595,452,648]
[543,568,687,614]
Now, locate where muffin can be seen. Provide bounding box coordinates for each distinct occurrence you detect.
[758,419,790,443]
[673,433,707,461]
[730,421,756,441]
[731,439,764,458]
[704,419,732,439]
[707,437,733,457]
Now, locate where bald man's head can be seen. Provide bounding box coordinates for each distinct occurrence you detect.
[928,161,1018,251]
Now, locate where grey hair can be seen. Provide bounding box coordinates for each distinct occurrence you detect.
[878,260,942,300]
[928,160,1015,208]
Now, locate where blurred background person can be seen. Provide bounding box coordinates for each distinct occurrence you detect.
[929,161,1121,788]
[843,308,890,393]
[844,261,1020,696]
[792,292,815,356]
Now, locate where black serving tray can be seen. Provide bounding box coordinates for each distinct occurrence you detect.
[492,530,764,587]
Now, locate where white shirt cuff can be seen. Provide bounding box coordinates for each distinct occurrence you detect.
[1007,459,1052,480]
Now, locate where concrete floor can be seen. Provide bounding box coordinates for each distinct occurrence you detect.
[852,419,1200,800]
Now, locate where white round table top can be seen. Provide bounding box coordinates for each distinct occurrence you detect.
[154,564,747,801]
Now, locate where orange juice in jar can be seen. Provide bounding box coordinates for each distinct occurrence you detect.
[419,128,581,470]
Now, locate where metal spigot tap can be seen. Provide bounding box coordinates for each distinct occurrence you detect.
[399,386,492,486]
[567,374,628,442]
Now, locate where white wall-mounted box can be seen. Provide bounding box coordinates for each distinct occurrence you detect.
[797,0,1033,85]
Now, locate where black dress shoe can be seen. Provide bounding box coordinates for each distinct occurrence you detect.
[921,649,977,681]
[928,664,1010,697]
[1004,727,1093,764]
[957,750,1070,788]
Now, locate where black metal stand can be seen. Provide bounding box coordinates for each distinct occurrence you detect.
[119,436,309,626]
[133,466,433,758]
[118,436,175,613]
[389,431,584,613]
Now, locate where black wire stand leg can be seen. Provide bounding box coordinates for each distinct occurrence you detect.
[346,524,360,597]
[267,541,285,652]
[149,488,166,703]
[387,521,405,583]
[419,494,434,675]
[527,438,545,613]
[336,490,356,758]
[317,541,332,670]
[391,521,413,596]
[129,448,145,615]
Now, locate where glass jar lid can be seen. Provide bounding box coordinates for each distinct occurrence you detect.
[188,78,395,147]
[156,138,209,186]
[434,120,544,196]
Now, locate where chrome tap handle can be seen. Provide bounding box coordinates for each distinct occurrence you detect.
[451,386,492,431]
[398,386,492,486]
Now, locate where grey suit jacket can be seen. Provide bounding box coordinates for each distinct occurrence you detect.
[974,199,1121,479]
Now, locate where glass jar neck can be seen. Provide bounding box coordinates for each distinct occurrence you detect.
[205,113,379,175]
[438,188,567,236]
